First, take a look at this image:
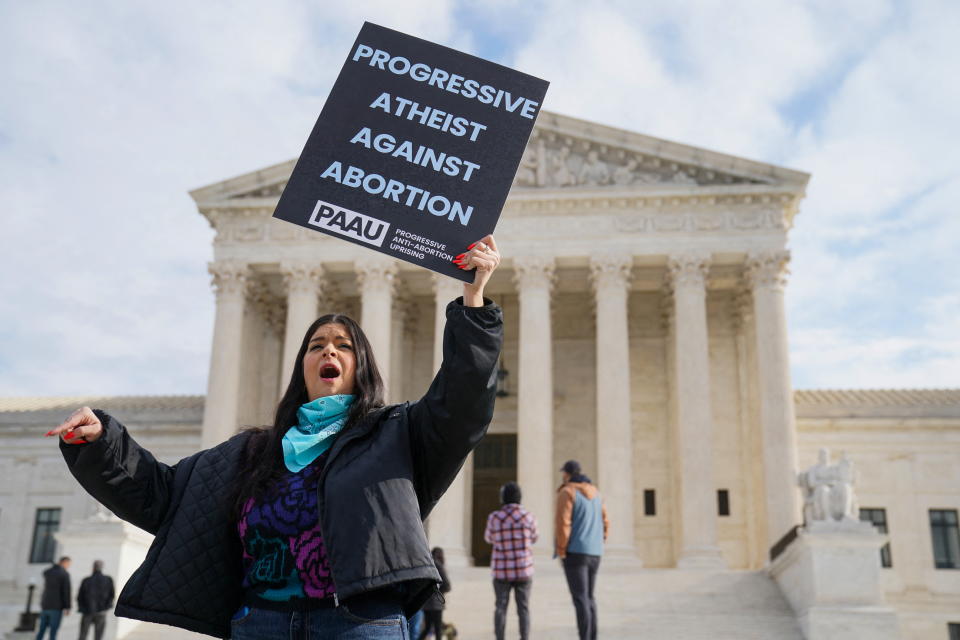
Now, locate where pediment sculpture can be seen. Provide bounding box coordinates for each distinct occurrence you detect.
[511,134,752,189]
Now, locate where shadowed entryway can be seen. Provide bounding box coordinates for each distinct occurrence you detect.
[471,434,517,566]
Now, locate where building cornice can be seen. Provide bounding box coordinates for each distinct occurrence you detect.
[197,186,803,247]
[795,388,960,420]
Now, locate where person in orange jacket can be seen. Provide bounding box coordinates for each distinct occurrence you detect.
[554,460,609,640]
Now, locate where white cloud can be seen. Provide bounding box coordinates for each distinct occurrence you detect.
[784,1,960,387]
[509,0,894,160]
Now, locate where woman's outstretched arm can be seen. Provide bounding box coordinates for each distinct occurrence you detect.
[49,407,177,535]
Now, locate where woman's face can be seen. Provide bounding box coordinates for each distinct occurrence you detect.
[303,323,357,401]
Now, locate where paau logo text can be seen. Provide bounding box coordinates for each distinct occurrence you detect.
[308,201,390,247]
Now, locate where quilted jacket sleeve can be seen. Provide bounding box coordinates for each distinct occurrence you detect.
[60,410,177,535]
[407,296,503,505]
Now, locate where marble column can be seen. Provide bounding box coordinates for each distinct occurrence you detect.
[246,282,285,425]
[745,251,802,551]
[202,261,249,448]
[589,255,636,557]
[356,258,397,395]
[428,274,473,565]
[280,261,324,389]
[513,257,555,554]
[666,253,724,568]
[733,290,765,569]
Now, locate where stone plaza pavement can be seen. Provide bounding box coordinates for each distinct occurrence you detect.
[4,562,804,639]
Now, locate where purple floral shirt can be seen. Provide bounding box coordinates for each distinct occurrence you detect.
[238,455,336,608]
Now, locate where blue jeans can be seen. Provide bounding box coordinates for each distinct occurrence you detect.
[230,602,409,640]
[406,609,423,638]
[35,609,63,640]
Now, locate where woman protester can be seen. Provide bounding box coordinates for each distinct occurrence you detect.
[47,236,503,640]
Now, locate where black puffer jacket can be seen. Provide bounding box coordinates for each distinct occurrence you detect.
[77,571,115,614]
[40,564,71,610]
[60,298,502,638]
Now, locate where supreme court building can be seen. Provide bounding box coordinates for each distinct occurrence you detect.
[190,110,811,571]
[2,112,959,639]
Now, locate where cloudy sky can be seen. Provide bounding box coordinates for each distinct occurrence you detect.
[2,0,957,396]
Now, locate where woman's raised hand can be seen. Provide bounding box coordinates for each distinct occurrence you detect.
[46,406,103,444]
[455,234,501,307]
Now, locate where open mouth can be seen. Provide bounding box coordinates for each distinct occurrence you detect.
[320,364,341,380]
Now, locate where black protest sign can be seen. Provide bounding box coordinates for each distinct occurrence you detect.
[272,22,549,282]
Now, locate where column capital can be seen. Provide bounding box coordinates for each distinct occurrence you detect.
[355,258,398,295]
[280,260,325,297]
[512,256,556,292]
[208,260,250,297]
[665,252,711,291]
[744,251,791,292]
[589,255,633,293]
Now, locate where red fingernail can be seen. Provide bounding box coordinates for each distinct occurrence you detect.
[45,430,53,437]
[66,430,74,438]
[459,265,469,270]
[455,253,465,259]
[467,243,476,250]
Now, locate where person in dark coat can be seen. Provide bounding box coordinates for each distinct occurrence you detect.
[77,560,114,640]
[36,556,71,640]
[48,236,503,639]
[419,547,450,640]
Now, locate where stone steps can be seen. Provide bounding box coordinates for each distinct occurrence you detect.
[4,567,804,639]
[441,563,804,640]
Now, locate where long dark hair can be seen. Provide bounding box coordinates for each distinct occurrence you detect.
[232,313,385,519]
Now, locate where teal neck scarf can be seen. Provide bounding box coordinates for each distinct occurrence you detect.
[281,394,355,472]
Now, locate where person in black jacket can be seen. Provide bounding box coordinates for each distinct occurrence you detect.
[48,236,502,640]
[418,547,450,640]
[77,560,114,640]
[37,556,71,640]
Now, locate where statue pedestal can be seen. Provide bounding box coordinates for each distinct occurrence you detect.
[55,514,153,640]
[769,520,901,639]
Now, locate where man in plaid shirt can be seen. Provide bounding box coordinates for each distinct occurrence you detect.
[485,482,538,640]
